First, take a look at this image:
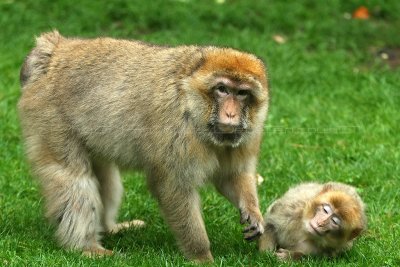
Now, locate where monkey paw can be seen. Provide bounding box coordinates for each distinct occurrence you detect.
[109,219,146,234]
[82,246,113,257]
[240,209,264,241]
[191,251,214,264]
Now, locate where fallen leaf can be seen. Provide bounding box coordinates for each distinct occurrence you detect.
[272,34,286,44]
[343,12,352,20]
[256,173,264,185]
[352,6,370,19]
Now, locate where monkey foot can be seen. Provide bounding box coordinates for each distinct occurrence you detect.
[109,219,146,234]
[275,248,303,261]
[275,248,290,261]
[82,247,113,257]
[191,251,214,264]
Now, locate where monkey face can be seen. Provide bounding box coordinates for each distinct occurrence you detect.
[306,203,342,238]
[302,189,366,251]
[184,49,268,148]
[206,76,255,147]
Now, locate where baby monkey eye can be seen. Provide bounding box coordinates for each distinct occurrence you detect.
[332,216,341,225]
[323,204,332,214]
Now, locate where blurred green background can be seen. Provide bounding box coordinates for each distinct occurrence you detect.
[1,0,399,266]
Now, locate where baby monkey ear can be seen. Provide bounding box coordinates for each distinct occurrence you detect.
[348,227,363,240]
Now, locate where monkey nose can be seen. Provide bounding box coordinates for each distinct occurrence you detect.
[219,114,240,128]
[226,112,236,119]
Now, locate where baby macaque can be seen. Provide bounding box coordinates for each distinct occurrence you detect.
[259,182,367,260]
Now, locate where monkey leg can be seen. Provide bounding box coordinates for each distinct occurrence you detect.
[26,136,109,255]
[44,169,106,254]
[93,160,145,233]
[152,182,213,263]
[213,173,264,241]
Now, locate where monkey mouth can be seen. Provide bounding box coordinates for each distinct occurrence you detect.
[309,223,323,236]
[220,132,240,142]
[208,123,244,145]
[217,122,238,133]
[215,131,242,143]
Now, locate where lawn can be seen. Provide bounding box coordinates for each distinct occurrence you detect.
[1,0,399,266]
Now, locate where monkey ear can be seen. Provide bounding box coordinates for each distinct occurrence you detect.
[348,227,363,240]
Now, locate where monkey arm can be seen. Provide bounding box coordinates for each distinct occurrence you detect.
[212,173,264,241]
[258,223,277,251]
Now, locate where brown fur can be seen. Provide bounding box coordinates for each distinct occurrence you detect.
[199,49,267,84]
[259,182,367,260]
[18,31,269,262]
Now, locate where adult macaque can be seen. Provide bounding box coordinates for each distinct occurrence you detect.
[18,31,269,263]
[259,182,367,260]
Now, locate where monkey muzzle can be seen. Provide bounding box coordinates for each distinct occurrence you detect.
[208,122,247,145]
[309,222,323,236]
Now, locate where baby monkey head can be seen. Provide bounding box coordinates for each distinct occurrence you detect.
[185,48,268,147]
[304,189,366,248]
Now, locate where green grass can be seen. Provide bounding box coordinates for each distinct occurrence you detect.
[1,0,400,266]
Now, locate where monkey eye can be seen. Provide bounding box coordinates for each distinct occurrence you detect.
[215,85,229,96]
[323,204,332,214]
[332,216,341,226]
[237,90,249,99]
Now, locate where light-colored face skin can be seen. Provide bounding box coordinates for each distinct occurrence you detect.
[306,203,342,238]
[208,76,255,146]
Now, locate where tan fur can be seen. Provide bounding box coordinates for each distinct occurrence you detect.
[18,31,269,262]
[259,182,367,260]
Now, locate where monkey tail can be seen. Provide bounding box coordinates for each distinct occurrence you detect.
[20,30,63,88]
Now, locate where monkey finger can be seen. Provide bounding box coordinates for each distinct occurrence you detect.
[242,224,257,233]
[244,230,262,242]
[239,210,250,224]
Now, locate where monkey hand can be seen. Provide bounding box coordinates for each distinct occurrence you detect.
[240,208,264,241]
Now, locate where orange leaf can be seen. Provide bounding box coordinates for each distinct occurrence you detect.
[352,6,370,19]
